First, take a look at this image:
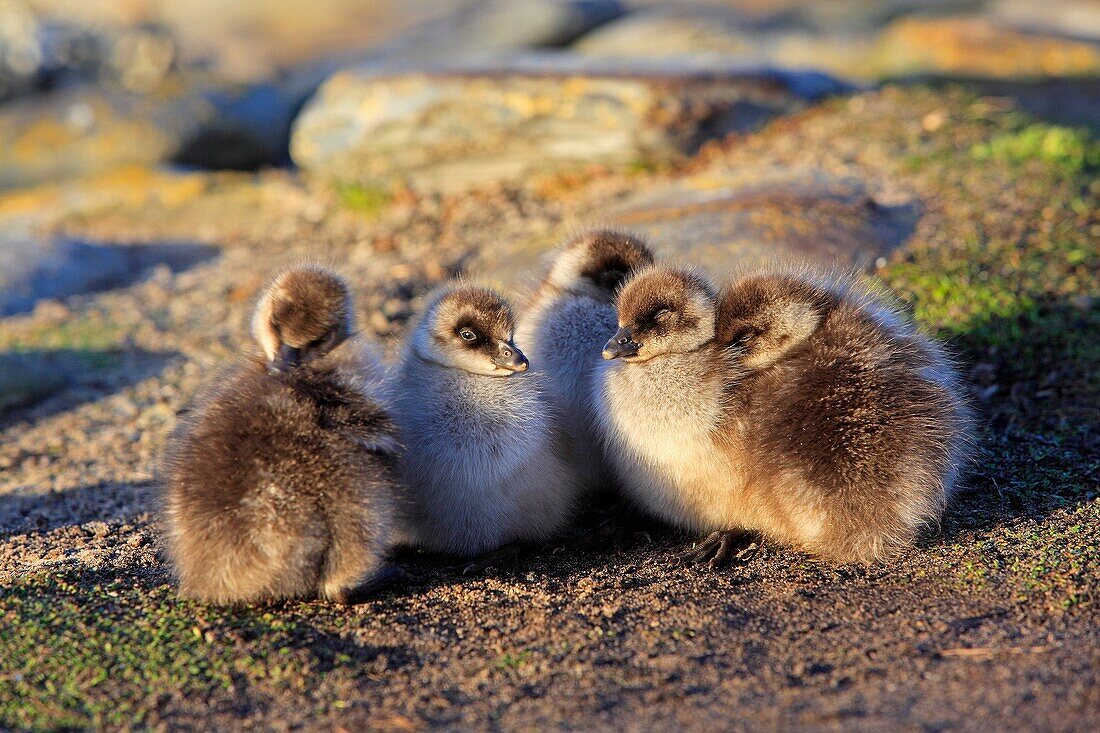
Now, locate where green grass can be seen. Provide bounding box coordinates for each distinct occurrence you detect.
[879,94,1100,611]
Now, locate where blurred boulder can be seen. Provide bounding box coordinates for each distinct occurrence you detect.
[605,168,920,275]
[992,0,1100,43]
[475,167,920,286]
[0,0,42,100]
[574,8,760,59]
[0,82,304,188]
[291,54,850,192]
[869,16,1100,78]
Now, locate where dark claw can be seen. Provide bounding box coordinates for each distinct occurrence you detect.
[459,542,526,576]
[680,530,757,569]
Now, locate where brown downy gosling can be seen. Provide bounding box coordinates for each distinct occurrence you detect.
[594,264,972,565]
[391,283,581,558]
[161,266,403,604]
[515,230,654,490]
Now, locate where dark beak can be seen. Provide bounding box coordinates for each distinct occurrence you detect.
[493,341,529,373]
[603,327,639,360]
[271,343,301,373]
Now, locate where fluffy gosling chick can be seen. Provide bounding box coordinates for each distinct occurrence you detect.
[161,267,402,604]
[515,230,654,490]
[594,265,972,564]
[392,283,579,557]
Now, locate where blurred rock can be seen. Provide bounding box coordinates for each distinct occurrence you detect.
[0,0,42,100]
[574,8,759,58]
[869,16,1100,78]
[0,82,305,188]
[992,0,1100,43]
[291,54,849,192]
[572,7,875,79]
[605,168,920,275]
[576,4,1100,82]
[761,0,985,34]
[472,168,919,286]
[372,0,625,62]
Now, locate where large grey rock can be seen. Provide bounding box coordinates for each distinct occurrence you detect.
[291,54,850,192]
[606,168,920,276]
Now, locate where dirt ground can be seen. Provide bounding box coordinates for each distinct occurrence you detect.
[1,82,1098,731]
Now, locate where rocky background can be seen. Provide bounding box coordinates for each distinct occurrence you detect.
[1,1,1098,731]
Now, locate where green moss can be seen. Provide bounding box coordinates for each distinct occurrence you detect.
[0,571,372,731]
[495,650,533,670]
[334,182,392,217]
[970,123,1100,174]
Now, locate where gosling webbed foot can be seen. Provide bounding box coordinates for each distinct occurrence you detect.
[681,530,758,569]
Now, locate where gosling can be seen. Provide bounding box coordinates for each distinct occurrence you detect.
[594,265,972,565]
[161,266,403,604]
[392,283,580,557]
[515,230,654,490]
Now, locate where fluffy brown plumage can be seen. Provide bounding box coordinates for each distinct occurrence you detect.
[161,266,402,603]
[595,264,973,564]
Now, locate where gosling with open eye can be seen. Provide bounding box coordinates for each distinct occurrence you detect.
[391,283,581,558]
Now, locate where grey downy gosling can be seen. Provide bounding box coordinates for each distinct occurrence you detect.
[392,283,581,558]
[161,266,404,604]
[515,230,654,490]
[593,264,973,565]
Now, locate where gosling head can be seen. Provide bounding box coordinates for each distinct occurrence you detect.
[717,274,830,370]
[603,266,717,362]
[252,266,354,373]
[546,230,654,303]
[413,284,529,377]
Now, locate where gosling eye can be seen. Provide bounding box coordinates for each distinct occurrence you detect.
[655,309,673,322]
[459,328,477,342]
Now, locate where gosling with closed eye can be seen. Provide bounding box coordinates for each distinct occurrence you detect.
[594,265,972,565]
[392,283,580,557]
[161,266,403,604]
[516,230,654,491]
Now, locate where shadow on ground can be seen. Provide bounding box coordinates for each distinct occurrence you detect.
[0,481,155,536]
[0,348,177,428]
[0,239,219,317]
[937,295,1099,543]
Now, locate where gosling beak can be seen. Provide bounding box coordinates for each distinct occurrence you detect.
[492,341,529,373]
[270,343,301,373]
[603,327,639,360]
